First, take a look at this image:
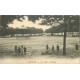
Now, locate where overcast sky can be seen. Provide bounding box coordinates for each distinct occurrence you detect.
[8,16,51,31]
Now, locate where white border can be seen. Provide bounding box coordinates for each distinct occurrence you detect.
[0,0,80,80]
[0,0,80,15]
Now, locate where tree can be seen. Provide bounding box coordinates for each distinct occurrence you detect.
[1,15,24,27]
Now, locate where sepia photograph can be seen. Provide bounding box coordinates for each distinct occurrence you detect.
[0,15,80,64]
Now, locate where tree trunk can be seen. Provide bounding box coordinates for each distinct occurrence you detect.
[63,24,67,55]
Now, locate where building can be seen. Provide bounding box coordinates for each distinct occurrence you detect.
[67,32,80,37]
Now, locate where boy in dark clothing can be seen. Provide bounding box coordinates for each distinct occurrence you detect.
[52,45,54,51]
[18,47,21,56]
[15,46,17,55]
[57,44,59,51]
[24,47,27,55]
[21,45,24,55]
[75,43,79,50]
[46,44,49,50]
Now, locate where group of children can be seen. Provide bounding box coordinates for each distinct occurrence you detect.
[46,43,79,51]
[15,45,27,56]
[14,43,79,56]
[46,44,60,51]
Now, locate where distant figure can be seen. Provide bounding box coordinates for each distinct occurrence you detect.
[18,47,21,55]
[24,47,27,55]
[46,44,49,50]
[21,45,24,55]
[15,46,17,53]
[57,44,59,51]
[75,43,79,50]
[52,45,54,50]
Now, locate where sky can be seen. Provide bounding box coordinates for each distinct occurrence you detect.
[8,16,51,31]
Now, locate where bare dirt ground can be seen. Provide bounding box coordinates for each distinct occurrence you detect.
[0,55,79,64]
[0,36,80,64]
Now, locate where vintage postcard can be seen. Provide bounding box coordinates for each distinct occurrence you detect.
[0,15,80,64]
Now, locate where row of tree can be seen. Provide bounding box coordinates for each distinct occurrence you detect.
[45,24,79,33]
[0,27,43,36]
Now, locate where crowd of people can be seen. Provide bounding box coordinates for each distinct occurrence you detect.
[14,45,27,56]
